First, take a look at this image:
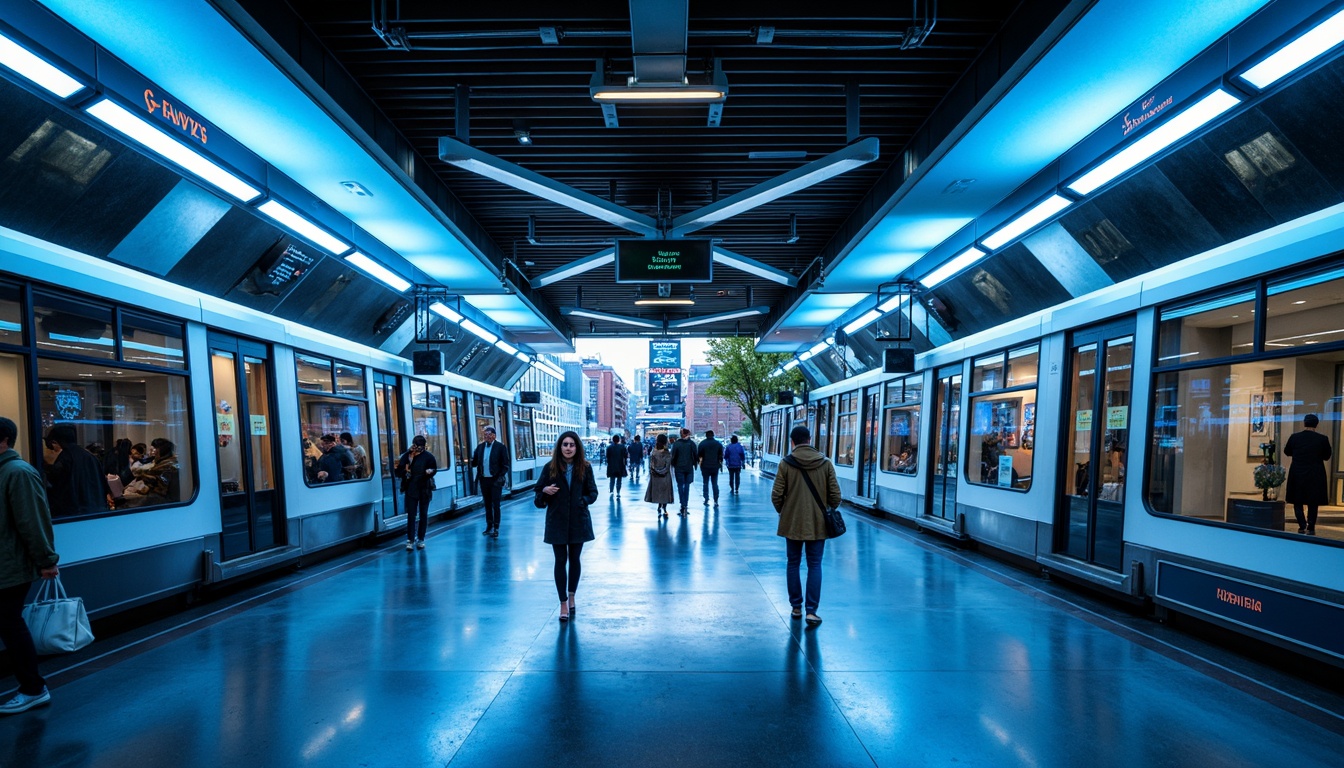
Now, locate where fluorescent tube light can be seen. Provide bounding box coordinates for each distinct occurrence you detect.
[877,294,909,313]
[514,350,531,363]
[673,138,880,235]
[799,349,818,362]
[459,319,498,345]
[0,32,83,98]
[808,341,829,356]
[344,252,410,292]
[495,339,519,356]
[843,309,883,335]
[256,200,350,255]
[669,307,769,328]
[1067,89,1240,196]
[564,308,661,329]
[981,195,1074,251]
[592,87,726,102]
[634,298,696,306]
[86,98,261,203]
[429,302,463,322]
[1242,8,1344,89]
[919,246,987,288]
[782,358,800,371]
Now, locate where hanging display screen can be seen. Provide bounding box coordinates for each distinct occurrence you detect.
[616,239,712,283]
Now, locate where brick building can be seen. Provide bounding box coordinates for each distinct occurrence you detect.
[684,364,746,437]
[582,363,630,435]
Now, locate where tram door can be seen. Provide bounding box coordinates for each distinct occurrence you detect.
[857,386,881,498]
[374,373,403,522]
[926,366,962,521]
[1056,321,1134,571]
[209,335,284,560]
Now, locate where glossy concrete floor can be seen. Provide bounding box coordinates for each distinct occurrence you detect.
[5,469,1344,767]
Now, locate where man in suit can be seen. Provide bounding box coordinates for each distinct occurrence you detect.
[471,426,511,538]
[696,429,725,506]
[1284,413,1333,536]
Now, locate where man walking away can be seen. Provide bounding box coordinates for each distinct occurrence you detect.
[771,425,840,628]
[0,416,60,715]
[605,435,628,497]
[627,434,645,484]
[669,428,698,516]
[696,430,724,506]
[471,426,511,538]
[724,434,746,494]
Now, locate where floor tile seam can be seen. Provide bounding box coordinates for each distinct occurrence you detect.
[717,515,879,768]
[40,510,488,689]
[853,510,1344,733]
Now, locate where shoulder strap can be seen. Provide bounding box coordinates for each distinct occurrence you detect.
[783,456,826,513]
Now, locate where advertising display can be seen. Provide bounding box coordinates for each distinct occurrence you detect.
[649,340,682,407]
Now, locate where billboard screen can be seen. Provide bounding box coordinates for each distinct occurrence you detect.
[616,239,712,283]
[649,340,681,369]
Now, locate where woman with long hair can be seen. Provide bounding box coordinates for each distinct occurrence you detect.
[534,431,598,622]
[643,433,674,519]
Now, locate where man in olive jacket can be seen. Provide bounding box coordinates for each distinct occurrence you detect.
[0,416,60,715]
[771,425,841,627]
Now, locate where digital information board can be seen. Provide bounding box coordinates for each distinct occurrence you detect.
[649,340,681,369]
[648,340,682,407]
[616,239,712,283]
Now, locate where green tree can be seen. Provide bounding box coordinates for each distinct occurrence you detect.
[704,337,805,440]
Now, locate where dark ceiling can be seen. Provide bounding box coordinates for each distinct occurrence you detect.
[274,0,1020,337]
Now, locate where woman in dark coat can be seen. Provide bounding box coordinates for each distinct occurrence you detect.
[534,430,597,621]
[396,435,438,550]
[643,433,674,518]
[1283,413,1333,536]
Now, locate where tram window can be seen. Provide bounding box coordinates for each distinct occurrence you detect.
[814,397,833,458]
[1265,268,1344,351]
[121,313,185,370]
[33,293,115,361]
[1157,289,1255,364]
[0,283,23,346]
[295,351,371,486]
[512,404,536,463]
[883,375,923,475]
[411,381,448,468]
[0,353,29,460]
[38,358,194,518]
[835,392,859,466]
[966,345,1038,491]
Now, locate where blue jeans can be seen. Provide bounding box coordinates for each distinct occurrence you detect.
[701,469,719,501]
[786,539,825,613]
[675,469,693,510]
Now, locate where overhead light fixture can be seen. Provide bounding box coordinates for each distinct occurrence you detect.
[344,252,411,292]
[339,180,373,197]
[1241,7,1344,90]
[495,339,519,356]
[514,350,531,363]
[713,248,799,286]
[1066,89,1240,196]
[782,358,800,371]
[429,301,463,323]
[843,309,883,335]
[563,307,660,328]
[255,199,350,254]
[86,98,261,203]
[672,137,880,235]
[459,318,499,345]
[980,194,1073,251]
[669,307,769,328]
[440,137,657,235]
[0,31,83,98]
[514,129,532,146]
[534,248,616,288]
[808,341,829,356]
[634,298,695,306]
[799,349,817,362]
[919,246,987,289]
[877,293,909,313]
[747,150,806,160]
[590,66,729,104]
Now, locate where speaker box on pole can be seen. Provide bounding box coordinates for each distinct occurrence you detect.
[413,350,444,376]
[519,391,542,404]
[776,390,795,405]
[883,348,915,374]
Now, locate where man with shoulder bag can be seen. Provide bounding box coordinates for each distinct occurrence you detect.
[771,425,842,627]
[0,416,60,714]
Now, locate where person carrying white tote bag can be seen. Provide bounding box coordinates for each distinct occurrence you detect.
[22,575,94,654]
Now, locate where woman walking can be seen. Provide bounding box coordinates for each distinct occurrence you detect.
[396,435,438,550]
[534,431,598,622]
[643,433,675,518]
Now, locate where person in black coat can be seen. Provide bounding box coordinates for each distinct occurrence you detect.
[471,426,511,538]
[605,435,628,495]
[1283,413,1333,536]
[396,435,438,550]
[627,435,645,484]
[534,430,597,622]
[696,430,725,506]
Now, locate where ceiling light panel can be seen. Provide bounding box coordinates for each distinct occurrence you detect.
[920,246,987,289]
[0,31,83,97]
[255,199,349,254]
[980,195,1073,251]
[1241,7,1344,90]
[344,252,410,292]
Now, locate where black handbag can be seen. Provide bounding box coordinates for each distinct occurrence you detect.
[783,456,846,538]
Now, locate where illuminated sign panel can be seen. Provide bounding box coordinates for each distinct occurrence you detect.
[648,340,682,407]
[616,239,712,283]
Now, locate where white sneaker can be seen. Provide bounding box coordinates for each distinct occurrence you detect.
[415,540,425,549]
[406,541,414,551]
[0,687,51,715]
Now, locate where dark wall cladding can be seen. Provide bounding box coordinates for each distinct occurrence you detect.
[930,243,1071,337]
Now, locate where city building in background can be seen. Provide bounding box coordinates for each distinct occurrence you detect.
[685,364,747,437]
[582,358,629,435]
[512,354,583,450]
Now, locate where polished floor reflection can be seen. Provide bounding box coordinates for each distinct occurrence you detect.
[5,469,1344,766]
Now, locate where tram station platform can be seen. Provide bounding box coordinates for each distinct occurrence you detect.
[4,468,1343,767]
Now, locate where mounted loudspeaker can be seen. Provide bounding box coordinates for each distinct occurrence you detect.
[776,390,795,405]
[883,348,915,374]
[519,391,542,404]
[413,350,444,376]
[834,328,848,346]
